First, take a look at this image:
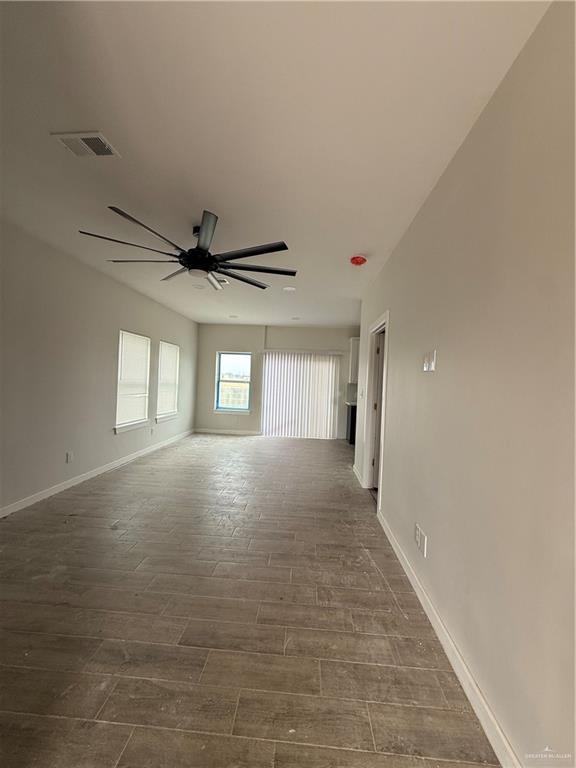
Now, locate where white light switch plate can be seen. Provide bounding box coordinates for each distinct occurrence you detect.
[414,523,428,557]
[423,349,437,373]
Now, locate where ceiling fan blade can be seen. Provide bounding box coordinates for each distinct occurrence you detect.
[79,230,177,257]
[216,267,268,290]
[217,263,296,276]
[161,266,188,281]
[108,206,185,252]
[206,272,224,291]
[214,241,288,263]
[197,210,218,252]
[108,259,180,263]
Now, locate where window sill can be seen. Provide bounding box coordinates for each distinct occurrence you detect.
[213,409,252,415]
[155,413,179,424]
[114,420,150,434]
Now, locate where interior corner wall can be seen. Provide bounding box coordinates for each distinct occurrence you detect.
[0,220,198,510]
[194,323,360,437]
[354,3,574,763]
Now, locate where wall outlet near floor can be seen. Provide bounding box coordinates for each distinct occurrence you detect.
[414,523,428,557]
[65,451,74,464]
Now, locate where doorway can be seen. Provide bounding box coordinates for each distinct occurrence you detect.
[362,311,389,511]
[371,329,386,491]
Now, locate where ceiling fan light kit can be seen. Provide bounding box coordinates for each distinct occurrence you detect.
[79,206,296,291]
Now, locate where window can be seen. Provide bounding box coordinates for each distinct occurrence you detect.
[215,352,251,411]
[157,341,180,418]
[115,330,150,427]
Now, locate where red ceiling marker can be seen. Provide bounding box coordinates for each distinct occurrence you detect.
[350,254,367,266]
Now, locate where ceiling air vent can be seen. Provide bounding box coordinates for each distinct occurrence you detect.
[51,131,120,158]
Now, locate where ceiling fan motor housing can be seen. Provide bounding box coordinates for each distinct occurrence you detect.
[180,248,215,272]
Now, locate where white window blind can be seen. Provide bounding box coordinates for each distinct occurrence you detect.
[262,352,339,439]
[116,330,150,427]
[157,341,180,417]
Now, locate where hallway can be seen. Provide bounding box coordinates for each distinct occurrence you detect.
[0,436,498,767]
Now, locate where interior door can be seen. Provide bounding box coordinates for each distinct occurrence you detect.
[372,330,385,488]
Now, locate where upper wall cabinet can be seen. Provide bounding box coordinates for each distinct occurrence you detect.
[348,337,360,383]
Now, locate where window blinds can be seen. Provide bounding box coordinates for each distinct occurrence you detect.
[157,341,180,417]
[116,330,150,426]
[261,352,339,439]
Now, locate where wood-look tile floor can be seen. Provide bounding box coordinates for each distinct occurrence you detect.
[0,436,499,768]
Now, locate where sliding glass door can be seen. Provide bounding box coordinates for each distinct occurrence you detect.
[261,351,339,439]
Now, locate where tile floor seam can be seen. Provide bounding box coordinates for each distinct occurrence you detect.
[174,615,193,645]
[196,648,212,684]
[92,674,121,721]
[229,690,241,736]
[0,598,192,624]
[85,716,401,753]
[197,649,214,685]
[361,544,406,618]
[112,725,136,768]
[1,704,492,764]
[365,700,378,752]
[18,677,462,711]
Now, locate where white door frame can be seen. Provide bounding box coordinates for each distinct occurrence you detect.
[361,310,389,512]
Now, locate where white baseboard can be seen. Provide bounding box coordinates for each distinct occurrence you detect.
[376,509,520,768]
[0,430,193,520]
[194,428,262,436]
[353,463,369,487]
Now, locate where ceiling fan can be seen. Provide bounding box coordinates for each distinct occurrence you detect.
[79,206,296,290]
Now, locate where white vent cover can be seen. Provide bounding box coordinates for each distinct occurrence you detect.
[51,131,120,158]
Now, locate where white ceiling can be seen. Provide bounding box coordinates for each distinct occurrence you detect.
[1,1,548,326]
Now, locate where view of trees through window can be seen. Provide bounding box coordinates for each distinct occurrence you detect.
[216,352,251,410]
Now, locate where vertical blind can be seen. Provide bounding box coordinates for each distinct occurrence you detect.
[261,352,339,439]
[157,341,180,417]
[116,330,150,426]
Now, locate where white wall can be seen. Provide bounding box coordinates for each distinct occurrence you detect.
[355,4,574,764]
[195,324,266,435]
[1,221,198,510]
[195,324,359,438]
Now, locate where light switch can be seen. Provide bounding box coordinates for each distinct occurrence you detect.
[423,350,437,373]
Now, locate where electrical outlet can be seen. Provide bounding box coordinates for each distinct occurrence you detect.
[65,451,74,464]
[414,523,428,557]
